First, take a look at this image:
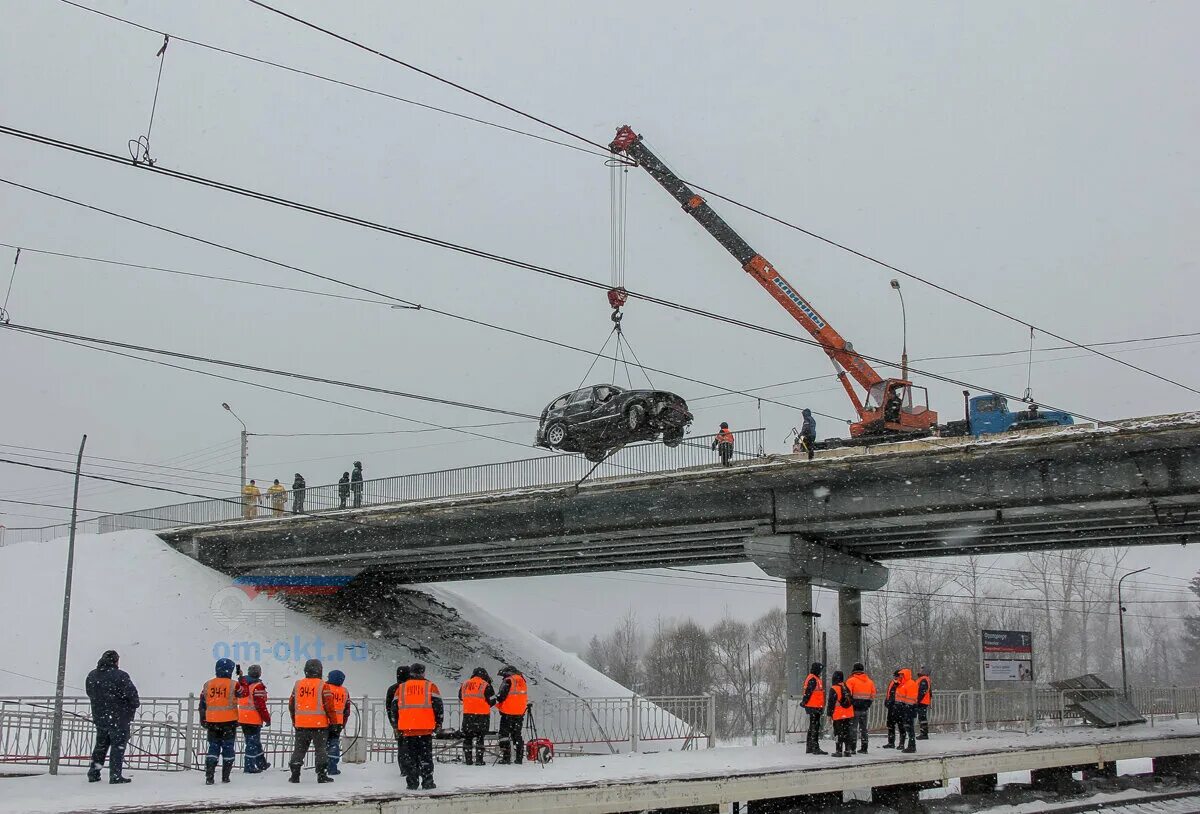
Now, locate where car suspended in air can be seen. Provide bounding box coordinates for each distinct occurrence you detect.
[535,384,693,462]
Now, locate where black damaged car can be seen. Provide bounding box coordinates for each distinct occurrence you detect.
[535,384,693,461]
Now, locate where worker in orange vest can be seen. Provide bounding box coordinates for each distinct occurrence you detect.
[235,663,271,774]
[398,662,443,790]
[459,667,496,765]
[800,661,827,755]
[287,658,338,784]
[882,668,902,749]
[915,667,933,740]
[844,662,876,753]
[711,423,735,467]
[199,658,239,785]
[893,668,919,753]
[495,665,528,765]
[324,670,351,776]
[826,670,856,757]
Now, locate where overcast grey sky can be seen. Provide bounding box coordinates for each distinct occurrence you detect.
[2,1,1197,637]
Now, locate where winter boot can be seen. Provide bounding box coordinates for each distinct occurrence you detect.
[316,769,334,784]
[422,779,437,790]
[110,775,132,784]
[812,746,828,755]
[221,761,233,784]
[859,743,868,754]
[205,761,217,785]
[288,763,301,783]
[882,739,895,749]
[475,748,484,766]
[514,750,523,765]
[903,742,917,754]
[463,746,473,765]
[257,756,271,772]
[87,767,102,783]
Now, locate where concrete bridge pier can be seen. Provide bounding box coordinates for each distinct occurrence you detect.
[748,535,888,695]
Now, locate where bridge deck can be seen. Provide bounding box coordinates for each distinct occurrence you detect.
[6,721,1199,813]
[160,415,1200,583]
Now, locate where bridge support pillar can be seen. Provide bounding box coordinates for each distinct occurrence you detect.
[838,588,863,668]
[786,577,815,696]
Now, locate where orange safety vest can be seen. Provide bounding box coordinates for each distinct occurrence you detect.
[203,677,238,723]
[397,679,439,735]
[917,675,932,706]
[326,684,348,725]
[894,677,918,706]
[237,686,263,726]
[831,684,855,721]
[802,673,825,709]
[497,674,528,716]
[845,672,877,702]
[461,676,491,716]
[293,678,329,729]
[716,428,735,445]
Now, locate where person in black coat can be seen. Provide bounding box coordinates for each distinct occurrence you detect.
[800,409,817,460]
[337,472,350,509]
[385,665,412,775]
[350,461,364,508]
[85,650,140,784]
[292,473,306,514]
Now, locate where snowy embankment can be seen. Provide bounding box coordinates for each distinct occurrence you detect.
[0,531,628,702]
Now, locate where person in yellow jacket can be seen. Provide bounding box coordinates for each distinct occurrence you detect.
[241,480,261,520]
[267,479,287,518]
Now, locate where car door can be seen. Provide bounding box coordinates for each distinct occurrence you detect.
[562,388,597,436]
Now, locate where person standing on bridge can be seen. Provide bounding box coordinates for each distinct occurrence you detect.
[495,665,528,765]
[288,658,337,784]
[845,662,876,753]
[324,670,351,776]
[85,649,139,784]
[712,423,735,467]
[199,658,239,785]
[882,669,901,749]
[236,663,271,774]
[800,662,827,755]
[799,408,817,460]
[398,663,443,790]
[915,667,932,740]
[292,473,306,514]
[351,460,364,508]
[242,479,261,520]
[826,670,856,757]
[893,668,918,753]
[386,665,412,776]
[337,472,350,509]
[267,479,287,518]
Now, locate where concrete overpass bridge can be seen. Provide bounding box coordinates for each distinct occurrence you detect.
[159,414,1200,692]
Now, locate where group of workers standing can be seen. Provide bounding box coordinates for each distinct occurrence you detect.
[712,408,818,468]
[240,461,365,520]
[799,662,932,757]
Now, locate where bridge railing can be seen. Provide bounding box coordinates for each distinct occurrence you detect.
[0,693,715,772]
[775,685,1200,742]
[68,428,764,537]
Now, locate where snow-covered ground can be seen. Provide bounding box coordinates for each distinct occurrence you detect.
[2,721,1197,813]
[0,531,629,701]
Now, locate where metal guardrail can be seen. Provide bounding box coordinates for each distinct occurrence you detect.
[0,693,715,772]
[0,429,766,546]
[776,685,1200,742]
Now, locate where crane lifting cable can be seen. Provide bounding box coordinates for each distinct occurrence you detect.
[607,158,629,321]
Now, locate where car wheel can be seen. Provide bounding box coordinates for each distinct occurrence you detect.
[626,402,646,430]
[545,422,568,447]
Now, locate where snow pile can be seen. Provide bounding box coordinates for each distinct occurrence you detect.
[0,531,627,702]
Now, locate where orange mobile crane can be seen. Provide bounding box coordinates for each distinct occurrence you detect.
[610,125,938,441]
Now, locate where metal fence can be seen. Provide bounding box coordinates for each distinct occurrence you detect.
[776,685,1200,742]
[0,694,715,772]
[0,429,766,546]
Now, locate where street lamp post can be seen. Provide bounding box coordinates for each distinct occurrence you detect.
[890,279,908,380]
[1118,566,1149,698]
[222,403,248,489]
[49,433,87,775]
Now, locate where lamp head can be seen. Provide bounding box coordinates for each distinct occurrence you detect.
[222,403,231,411]
[890,279,901,290]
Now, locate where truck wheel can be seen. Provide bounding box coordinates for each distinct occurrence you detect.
[626,403,646,430]
[545,422,568,447]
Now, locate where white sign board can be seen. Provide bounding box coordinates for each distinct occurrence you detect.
[983,659,1033,682]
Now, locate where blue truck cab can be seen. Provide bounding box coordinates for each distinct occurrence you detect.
[967,393,1073,436]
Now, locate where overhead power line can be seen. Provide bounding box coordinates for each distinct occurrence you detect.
[0,160,1111,428]
[227,1,1197,398]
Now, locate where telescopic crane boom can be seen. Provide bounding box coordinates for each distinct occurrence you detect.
[610,125,938,439]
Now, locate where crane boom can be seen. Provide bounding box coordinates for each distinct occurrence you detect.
[611,125,938,438]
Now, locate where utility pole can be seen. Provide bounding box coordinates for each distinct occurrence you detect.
[1118,567,1149,698]
[49,434,87,775]
[222,402,248,488]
